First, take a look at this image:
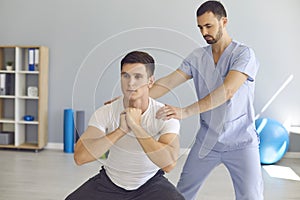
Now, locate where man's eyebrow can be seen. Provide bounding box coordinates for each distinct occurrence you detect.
[121,72,128,75]
[121,72,143,76]
[197,23,210,28]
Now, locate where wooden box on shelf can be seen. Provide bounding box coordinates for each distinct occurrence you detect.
[0,45,49,150]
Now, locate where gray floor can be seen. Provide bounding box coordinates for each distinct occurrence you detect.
[0,149,300,200]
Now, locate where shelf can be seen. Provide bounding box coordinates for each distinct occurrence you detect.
[0,118,15,123]
[17,96,39,100]
[0,144,16,148]
[18,143,38,148]
[0,95,15,99]
[18,71,39,74]
[0,70,15,74]
[0,143,39,150]
[18,120,39,125]
[0,45,48,150]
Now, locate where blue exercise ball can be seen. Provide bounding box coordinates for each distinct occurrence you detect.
[255,118,289,165]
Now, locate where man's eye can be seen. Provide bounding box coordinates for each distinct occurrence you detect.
[122,74,130,78]
[135,75,143,79]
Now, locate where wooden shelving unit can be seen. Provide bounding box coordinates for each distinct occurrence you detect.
[0,46,48,150]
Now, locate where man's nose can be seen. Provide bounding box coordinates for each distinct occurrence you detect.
[128,77,135,86]
[201,28,208,36]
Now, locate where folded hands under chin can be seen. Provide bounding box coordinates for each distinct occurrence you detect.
[119,108,142,134]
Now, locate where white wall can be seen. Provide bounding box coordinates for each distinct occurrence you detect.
[0,0,299,148]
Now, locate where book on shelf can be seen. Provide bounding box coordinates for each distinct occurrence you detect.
[34,48,39,71]
[5,73,15,95]
[0,73,15,96]
[0,74,6,95]
[28,48,39,71]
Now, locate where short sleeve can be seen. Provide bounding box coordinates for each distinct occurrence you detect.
[178,53,194,77]
[88,106,110,133]
[231,47,259,82]
[160,118,180,135]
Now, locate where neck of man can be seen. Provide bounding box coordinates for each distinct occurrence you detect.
[123,96,149,113]
[212,32,232,54]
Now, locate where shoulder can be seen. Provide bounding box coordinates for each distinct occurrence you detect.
[89,98,122,130]
[232,40,255,56]
[188,46,210,58]
[148,98,180,133]
[147,98,165,115]
[93,98,122,116]
[182,46,210,68]
[149,97,164,108]
[147,98,179,125]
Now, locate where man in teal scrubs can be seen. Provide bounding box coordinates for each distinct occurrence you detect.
[151,1,264,199]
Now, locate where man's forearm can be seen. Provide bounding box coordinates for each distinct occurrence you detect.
[184,71,248,117]
[149,78,172,99]
[130,124,179,172]
[183,84,227,117]
[150,69,190,99]
[74,127,126,165]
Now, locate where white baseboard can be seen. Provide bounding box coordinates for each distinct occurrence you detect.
[284,152,300,159]
[45,142,63,150]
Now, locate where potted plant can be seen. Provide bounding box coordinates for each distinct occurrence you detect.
[6,61,13,71]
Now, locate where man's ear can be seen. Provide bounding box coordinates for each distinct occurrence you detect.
[148,76,155,88]
[222,17,228,27]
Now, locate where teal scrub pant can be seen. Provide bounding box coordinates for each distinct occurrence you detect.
[177,139,264,200]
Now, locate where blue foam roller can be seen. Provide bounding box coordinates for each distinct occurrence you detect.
[64,109,74,153]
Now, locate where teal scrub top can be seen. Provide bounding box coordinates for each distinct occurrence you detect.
[178,40,260,156]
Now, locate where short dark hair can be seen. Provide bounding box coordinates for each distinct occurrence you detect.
[121,51,155,77]
[196,1,227,20]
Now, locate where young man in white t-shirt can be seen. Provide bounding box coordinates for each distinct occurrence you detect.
[65,51,184,200]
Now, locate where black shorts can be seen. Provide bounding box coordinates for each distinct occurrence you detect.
[65,167,185,200]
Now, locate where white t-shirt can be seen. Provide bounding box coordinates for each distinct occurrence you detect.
[88,97,180,190]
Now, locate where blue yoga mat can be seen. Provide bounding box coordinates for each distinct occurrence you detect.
[64,109,74,153]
